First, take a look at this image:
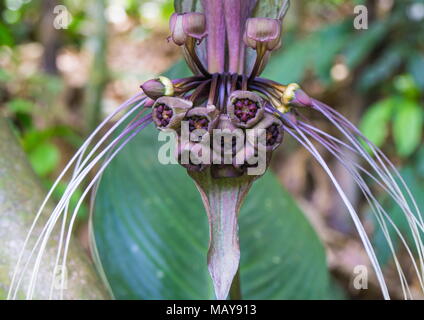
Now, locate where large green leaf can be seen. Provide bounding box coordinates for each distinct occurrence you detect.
[264,21,350,85]
[263,34,315,84]
[344,21,390,69]
[359,97,395,149]
[358,45,405,91]
[310,21,351,84]
[174,0,203,13]
[408,54,424,91]
[0,22,14,47]
[92,123,336,299]
[28,142,60,177]
[393,99,423,157]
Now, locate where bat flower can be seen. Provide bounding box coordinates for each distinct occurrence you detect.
[184,104,220,135]
[9,0,424,301]
[227,91,265,128]
[152,96,193,130]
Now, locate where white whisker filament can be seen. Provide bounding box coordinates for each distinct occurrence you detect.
[282,119,390,299]
[311,102,424,286]
[25,115,152,299]
[8,94,146,299]
[296,121,424,298]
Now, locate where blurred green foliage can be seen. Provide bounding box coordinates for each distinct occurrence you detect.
[360,75,423,157]
[0,0,175,222]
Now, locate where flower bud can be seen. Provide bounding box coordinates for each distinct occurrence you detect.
[243,18,282,51]
[169,12,207,46]
[247,113,283,152]
[152,97,192,130]
[227,91,264,128]
[282,83,312,108]
[140,76,174,100]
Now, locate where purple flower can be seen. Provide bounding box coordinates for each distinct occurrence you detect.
[169,12,207,46]
[184,104,219,135]
[244,17,282,51]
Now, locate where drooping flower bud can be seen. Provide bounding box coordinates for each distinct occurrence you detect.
[210,114,246,179]
[169,12,207,46]
[227,91,264,128]
[140,76,174,100]
[243,17,282,51]
[152,97,192,130]
[282,83,312,108]
[233,143,271,176]
[247,113,284,152]
[212,114,245,155]
[176,138,211,172]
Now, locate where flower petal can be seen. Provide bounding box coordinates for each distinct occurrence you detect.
[201,0,226,72]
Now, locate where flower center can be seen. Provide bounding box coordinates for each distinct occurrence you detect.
[155,104,173,127]
[188,115,209,132]
[266,124,280,146]
[233,98,259,123]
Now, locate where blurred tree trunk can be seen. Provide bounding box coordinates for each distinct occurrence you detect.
[39,0,60,75]
[327,96,362,233]
[83,0,109,133]
[0,117,109,299]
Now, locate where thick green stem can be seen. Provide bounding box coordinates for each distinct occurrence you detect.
[189,169,255,300]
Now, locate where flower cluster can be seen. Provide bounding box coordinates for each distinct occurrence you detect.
[140,10,301,178]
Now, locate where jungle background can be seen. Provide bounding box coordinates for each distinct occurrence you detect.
[0,0,423,300]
